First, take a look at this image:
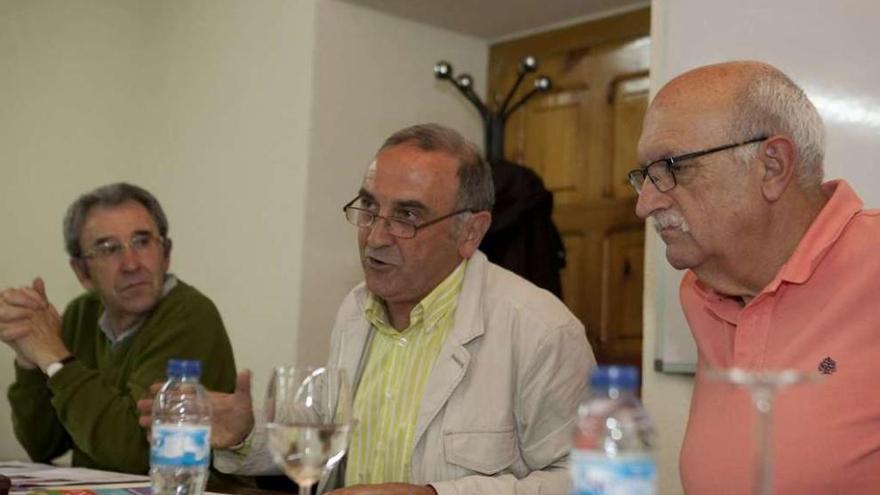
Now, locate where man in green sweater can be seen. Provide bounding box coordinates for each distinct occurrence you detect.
[0,182,237,474]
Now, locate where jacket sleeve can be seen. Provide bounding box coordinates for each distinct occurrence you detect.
[431,320,593,495]
[213,421,280,475]
[8,362,72,463]
[44,293,236,474]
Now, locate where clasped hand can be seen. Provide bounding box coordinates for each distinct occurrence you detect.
[0,277,69,370]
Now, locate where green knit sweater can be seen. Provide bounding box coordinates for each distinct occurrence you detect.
[8,279,237,474]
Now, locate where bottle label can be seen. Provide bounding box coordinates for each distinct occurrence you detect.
[150,424,211,467]
[570,450,656,495]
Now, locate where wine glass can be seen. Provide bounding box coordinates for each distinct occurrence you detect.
[707,368,823,495]
[264,366,354,495]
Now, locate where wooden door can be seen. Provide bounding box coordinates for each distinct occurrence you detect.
[488,9,650,368]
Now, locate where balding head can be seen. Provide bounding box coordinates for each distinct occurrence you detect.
[650,61,825,187]
[635,61,830,297]
[653,61,756,111]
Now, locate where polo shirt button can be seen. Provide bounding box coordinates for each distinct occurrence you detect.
[385,390,394,399]
[397,337,408,347]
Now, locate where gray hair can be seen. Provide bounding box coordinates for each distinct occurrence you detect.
[63,182,169,259]
[730,65,825,187]
[379,123,495,212]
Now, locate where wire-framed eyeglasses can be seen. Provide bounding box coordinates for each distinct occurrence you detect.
[80,232,164,262]
[627,136,768,194]
[342,197,475,239]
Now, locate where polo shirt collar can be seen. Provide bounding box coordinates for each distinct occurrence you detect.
[772,180,862,288]
[690,180,862,323]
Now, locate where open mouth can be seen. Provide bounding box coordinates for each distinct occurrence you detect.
[364,247,401,268]
[366,256,392,268]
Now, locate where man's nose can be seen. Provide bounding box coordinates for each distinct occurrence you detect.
[365,217,395,247]
[634,180,670,220]
[118,244,143,271]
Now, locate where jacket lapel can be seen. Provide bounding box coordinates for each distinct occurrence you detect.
[412,252,488,448]
[335,291,373,392]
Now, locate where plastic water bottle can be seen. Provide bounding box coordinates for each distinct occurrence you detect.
[150,359,212,495]
[570,365,657,495]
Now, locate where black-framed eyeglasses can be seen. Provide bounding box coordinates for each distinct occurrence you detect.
[342,197,475,239]
[80,232,164,262]
[627,136,768,193]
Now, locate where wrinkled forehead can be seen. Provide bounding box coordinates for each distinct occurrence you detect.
[81,201,159,244]
[359,145,460,208]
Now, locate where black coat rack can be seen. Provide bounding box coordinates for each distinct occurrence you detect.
[433,56,551,163]
[433,56,566,298]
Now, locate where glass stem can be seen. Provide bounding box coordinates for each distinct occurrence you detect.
[299,483,313,495]
[752,387,775,495]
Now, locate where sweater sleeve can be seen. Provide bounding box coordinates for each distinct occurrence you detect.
[45,284,236,474]
[8,361,73,463]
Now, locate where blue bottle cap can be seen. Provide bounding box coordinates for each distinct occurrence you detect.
[167,359,202,378]
[589,365,639,390]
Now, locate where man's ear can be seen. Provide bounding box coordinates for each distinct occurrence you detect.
[760,135,798,202]
[163,237,173,257]
[457,211,492,259]
[69,258,94,290]
[161,237,172,272]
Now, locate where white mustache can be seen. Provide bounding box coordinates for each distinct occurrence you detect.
[364,246,402,265]
[652,210,690,233]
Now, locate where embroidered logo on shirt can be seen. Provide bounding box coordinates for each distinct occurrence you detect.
[818,356,837,375]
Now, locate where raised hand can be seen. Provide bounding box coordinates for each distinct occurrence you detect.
[209,370,255,448]
[16,302,68,369]
[138,369,256,449]
[0,277,61,369]
[0,277,48,336]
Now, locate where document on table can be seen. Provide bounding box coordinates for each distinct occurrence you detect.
[0,461,148,490]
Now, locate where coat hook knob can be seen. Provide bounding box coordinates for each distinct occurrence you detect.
[434,61,453,80]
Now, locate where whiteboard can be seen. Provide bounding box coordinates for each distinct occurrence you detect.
[651,0,880,373]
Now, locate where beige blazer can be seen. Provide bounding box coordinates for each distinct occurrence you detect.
[214,252,593,495]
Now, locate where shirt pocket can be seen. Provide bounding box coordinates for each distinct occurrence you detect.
[443,428,517,475]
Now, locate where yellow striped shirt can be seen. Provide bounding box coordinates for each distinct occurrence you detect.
[345,260,467,485]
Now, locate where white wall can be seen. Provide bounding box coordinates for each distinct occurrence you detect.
[142,0,317,405]
[1,0,146,459]
[644,1,880,493]
[0,0,316,459]
[0,0,487,461]
[295,0,487,365]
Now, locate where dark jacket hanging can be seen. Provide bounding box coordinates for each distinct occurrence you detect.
[480,159,566,298]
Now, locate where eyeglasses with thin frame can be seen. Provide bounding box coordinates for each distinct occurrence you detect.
[342,197,475,239]
[80,232,164,262]
[627,136,768,194]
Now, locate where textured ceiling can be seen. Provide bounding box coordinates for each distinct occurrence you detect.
[340,0,648,40]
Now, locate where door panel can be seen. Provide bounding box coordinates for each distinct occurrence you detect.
[489,8,650,367]
[560,233,585,327]
[601,226,646,366]
[522,89,585,194]
[611,73,650,199]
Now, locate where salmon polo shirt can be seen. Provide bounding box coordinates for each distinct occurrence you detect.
[679,180,880,495]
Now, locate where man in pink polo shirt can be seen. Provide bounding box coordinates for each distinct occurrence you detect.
[629,60,880,494]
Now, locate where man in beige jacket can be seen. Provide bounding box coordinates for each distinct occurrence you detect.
[143,123,594,495]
